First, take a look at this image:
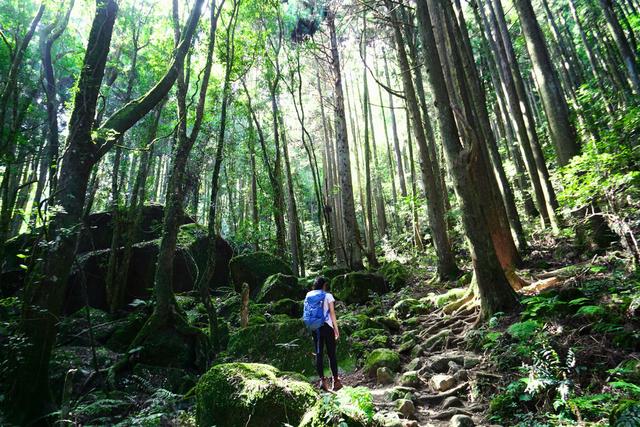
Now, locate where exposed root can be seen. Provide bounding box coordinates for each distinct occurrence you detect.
[415,382,469,405]
[519,276,562,295]
[443,291,474,314]
[505,267,529,291]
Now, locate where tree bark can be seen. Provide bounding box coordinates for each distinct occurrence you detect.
[416,0,518,318]
[328,8,363,270]
[513,0,581,166]
[386,0,461,281]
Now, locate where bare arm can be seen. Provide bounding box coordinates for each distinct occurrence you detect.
[329,301,339,339]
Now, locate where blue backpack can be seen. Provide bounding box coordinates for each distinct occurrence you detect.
[303,290,328,331]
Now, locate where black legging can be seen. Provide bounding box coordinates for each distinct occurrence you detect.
[313,323,338,378]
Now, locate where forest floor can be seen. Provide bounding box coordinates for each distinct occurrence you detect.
[317,236,640,426]
[2,235,639,426]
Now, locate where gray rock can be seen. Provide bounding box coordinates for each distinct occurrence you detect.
[447,361,462,373]
[385,386,416,401]
[378,367,395,385]
[450,414,475,427]
[441,396,463,409]
[399,370,420,387]
[453,369,468,382]
[373,412,403,427]
[426,352,465,372]
[395,399,416,419]
[430,374,456,392]
[405,357,422,372]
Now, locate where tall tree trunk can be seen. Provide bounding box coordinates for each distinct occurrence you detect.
[7,1,205,421]
[513,0,581,166]
[383,55,408,198]
[416,0,518,318]
[600,0,640,93]
[386,0,461,281]
[0,3,45,152]
[328,8,363,270]
[361,13,378,267]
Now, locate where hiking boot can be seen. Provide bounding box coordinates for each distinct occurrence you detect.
[332,376,343,392]
[319,377,330,392]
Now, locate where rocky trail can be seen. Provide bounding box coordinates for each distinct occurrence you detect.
[340,305,492,427]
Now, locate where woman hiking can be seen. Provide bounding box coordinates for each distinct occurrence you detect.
[303,276,343,392]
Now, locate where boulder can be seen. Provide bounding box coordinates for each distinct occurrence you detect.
[196,363,317,427]
[390,299,431,320]
[257,273,306,302]
[332,272,387,305]
[379,260,409,290]
[64,224,230,313]
[65,241,195,313]
[227,319,352,374]
[450,414,475,427]
[77,204,194,253]
[300,386,375,427]
[377,367,395,385]
[395,399,416,419]
[230,252,293,298]
[267,298,303,318]
[442,396,463,409]
[404,358,422,372]
[364,348,401,377]
[430,374,456,392]
[425,352,465,373]
[319,266,350,280]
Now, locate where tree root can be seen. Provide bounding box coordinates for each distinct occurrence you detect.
[519,276,562,295]
[415,382,469,405]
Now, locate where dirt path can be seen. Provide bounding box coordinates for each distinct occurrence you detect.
[346,308,493,427]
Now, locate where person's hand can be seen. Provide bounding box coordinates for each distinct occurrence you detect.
[334,328,340,340]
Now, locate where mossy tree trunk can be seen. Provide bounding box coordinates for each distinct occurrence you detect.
[415,0,518,319]
[5,1,205,422]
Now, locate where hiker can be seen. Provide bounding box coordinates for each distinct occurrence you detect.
[302,276,343,392]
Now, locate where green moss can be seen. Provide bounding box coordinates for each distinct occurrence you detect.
[428,288,467,308]
[230,252,293,298]
[340,313,384,331]
[268,298,303,318]
[105,311,148,352]
[372,316,401,332]
[379,260,409,290]
[331,272,387,305]
[363,348,401,377]
[390,298,432,320]
[196,363,317,427]
[257,273,306,302]
[176,223,207,248]
[319,266,350,280]
[227,319,352,374]
[299,386,375,427]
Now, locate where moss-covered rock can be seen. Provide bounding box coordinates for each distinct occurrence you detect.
[390,298,431,320]
[320,266,351,280]
[378,260,409,291]
[364,348,401,377]
[230,252,293,298]
[351,328,390,356]
[268,298,303,318]
[373,316,401,332]
[196,363,317,427]
[299,386,375,427]
[332,272,387,305]
[257,273,306,303]
[340,313,384,331]
[227,319,352,374]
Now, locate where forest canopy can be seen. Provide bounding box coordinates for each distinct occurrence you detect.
[1,0,639,425]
